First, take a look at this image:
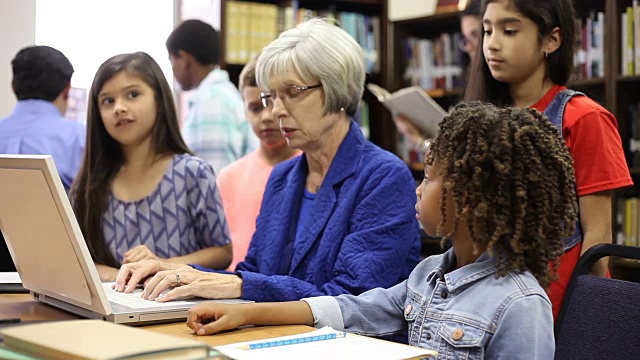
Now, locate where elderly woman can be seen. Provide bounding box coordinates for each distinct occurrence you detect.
[114,18,421,303]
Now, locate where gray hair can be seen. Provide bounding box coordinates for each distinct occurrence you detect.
[256,18,365,117]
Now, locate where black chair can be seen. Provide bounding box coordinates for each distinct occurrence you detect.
[554,244,640,360]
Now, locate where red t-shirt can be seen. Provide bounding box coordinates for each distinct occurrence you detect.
[531,85,633,319]
[531,85,632,196]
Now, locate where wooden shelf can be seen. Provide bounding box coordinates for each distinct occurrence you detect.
[393,10,461,26]
[617,75,640,83]
[408,162,424,171]
[425,87,465,99]
[567,77,605,87]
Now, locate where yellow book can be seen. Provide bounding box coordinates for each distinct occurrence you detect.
[237,1,251,63]
[628,7,635,75]
[225,0,240,64]
[625,198,633,246]
[0,320,210,360]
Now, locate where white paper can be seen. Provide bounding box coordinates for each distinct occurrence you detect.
[214,326,437,360]
[0,272,21,284]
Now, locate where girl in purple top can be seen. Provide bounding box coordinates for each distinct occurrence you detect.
[72,52,232,281]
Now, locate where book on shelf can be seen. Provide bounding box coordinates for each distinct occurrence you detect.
[402,33,465,91]
[224,1,380,72]
[0,320,211,360]
[617,196,640,247]
[621,1,640,76]
[367,83,447,138]
[573,11,604,79]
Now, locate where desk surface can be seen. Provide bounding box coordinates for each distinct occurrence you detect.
[0,294,314,347]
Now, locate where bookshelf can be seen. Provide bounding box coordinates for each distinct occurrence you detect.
[212,0,395,150]
[387,0,640,272]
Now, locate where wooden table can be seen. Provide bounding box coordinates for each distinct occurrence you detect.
[0,294,315,347]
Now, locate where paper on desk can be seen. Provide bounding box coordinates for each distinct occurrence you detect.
[214,326,437,360]
[0,272,21,284]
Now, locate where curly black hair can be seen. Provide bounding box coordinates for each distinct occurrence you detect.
[427,101,578,288]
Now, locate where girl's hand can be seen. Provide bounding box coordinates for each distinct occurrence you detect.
[123,245,159,264]
[187,303,246,335]
[113,259,183,293]
[392,113,425,145]
[96,264,119,281]
[142,268,243,302]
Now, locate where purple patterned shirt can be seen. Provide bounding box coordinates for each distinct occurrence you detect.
[103,154,231,265]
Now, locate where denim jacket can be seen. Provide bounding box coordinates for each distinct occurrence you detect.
[542,89,585,252]
[303,248,555,359]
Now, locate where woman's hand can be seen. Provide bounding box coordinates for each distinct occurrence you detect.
[122,245,160,264]
[392,113,425,145]
[95,264,119,281]
[113,259,183,293]
[142,268,243,302]
[187,303,247,335]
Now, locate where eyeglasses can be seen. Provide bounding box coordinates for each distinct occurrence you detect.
[260,83,322,108]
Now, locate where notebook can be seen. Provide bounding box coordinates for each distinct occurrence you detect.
[0,319,210,360]
[0,155,250,325]
[214,326,438,360]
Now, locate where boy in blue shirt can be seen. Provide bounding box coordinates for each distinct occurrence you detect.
[0,45,85,190]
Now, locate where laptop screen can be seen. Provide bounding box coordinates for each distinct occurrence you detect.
[0,155,110,314]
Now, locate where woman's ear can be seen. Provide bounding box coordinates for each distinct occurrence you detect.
[542,27,562,57]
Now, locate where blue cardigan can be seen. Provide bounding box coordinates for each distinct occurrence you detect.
[234,121,421,302]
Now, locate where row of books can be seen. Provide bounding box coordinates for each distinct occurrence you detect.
[224,1,278,65]
[224,1,381,73]
[401,33,466,92]
[621,2,640,76]
[574,12,604,79]
[617,196,640,246]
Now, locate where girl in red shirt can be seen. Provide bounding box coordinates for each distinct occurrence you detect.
[465,0,633,319]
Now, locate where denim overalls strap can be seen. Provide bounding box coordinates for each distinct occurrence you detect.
[542,89,584,251]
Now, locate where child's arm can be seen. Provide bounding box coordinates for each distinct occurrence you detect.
[578,192,613,276]
[95,264,119,281]
[186,301,314,335]
[121,244,233,270]
[166,244,232,269]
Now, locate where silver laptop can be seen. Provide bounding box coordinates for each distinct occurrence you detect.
[0,155,249,325]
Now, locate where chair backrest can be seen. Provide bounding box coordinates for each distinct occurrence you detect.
[555,244,640,360]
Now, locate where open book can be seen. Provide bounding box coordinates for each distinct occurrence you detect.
[367,83,448,138]
[214,326,437,360]
[0,320,210,360]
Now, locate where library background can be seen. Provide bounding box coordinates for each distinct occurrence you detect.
[2,0,639,277]
[178,0,640,278]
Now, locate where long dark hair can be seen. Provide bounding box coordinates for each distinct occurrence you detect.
[464,0,577,105]
[72,52,191,267]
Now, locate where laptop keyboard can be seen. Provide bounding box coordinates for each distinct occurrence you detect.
[102,283,194,309]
